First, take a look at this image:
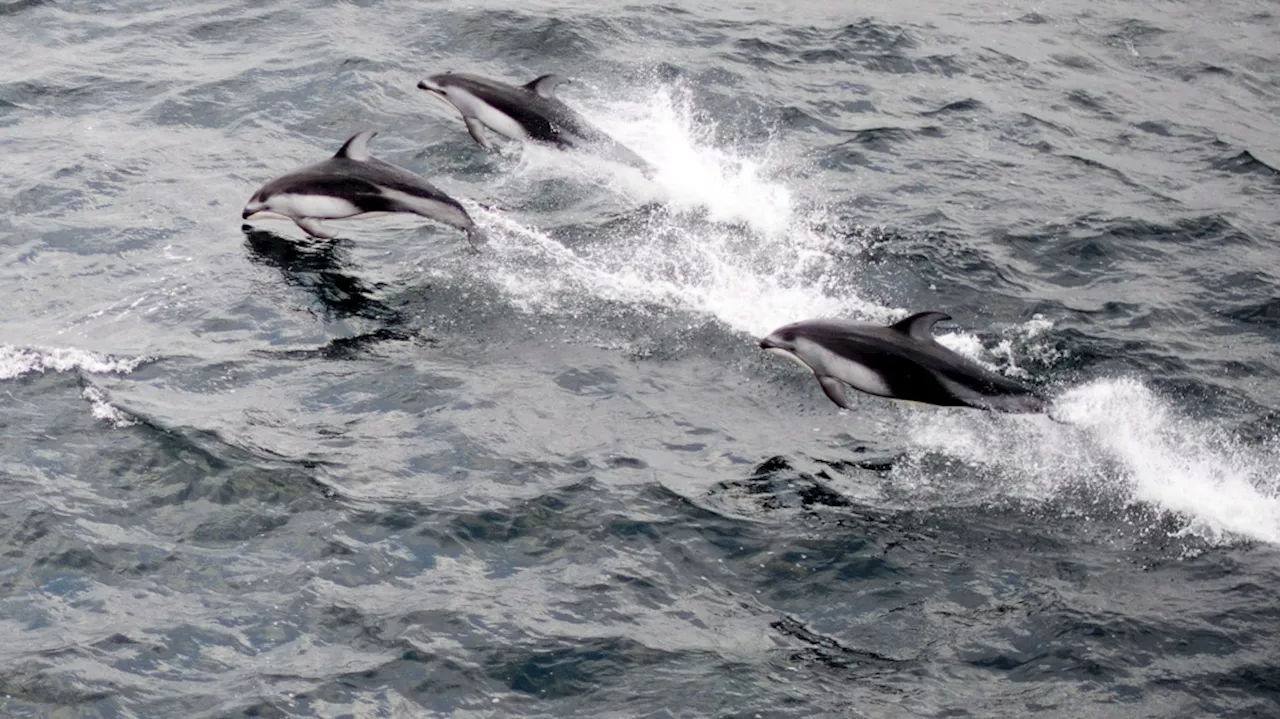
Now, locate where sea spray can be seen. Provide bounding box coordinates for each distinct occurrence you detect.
[902,379,1280,544]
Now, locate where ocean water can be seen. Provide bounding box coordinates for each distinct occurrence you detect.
[3,0,1280,716]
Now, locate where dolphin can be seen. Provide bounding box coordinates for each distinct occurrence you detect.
[416,72,653,173]
[242,130,485,248]
[759,312,1047,413]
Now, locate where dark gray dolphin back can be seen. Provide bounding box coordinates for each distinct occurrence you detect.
[889,312,1045,411]
[325,131,470,221]
[333,131,463,207]
[253,130,477,244]
[887,312,1046,412]
[439,73,581,146]
[798,313,1047,413]
[429,73,653,171]
[254,131,449,202]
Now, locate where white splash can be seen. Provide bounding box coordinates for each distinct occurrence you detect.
[450,81,1280,547]
[1056,379,1280,544]
[82,385,138,428]
[587,87,797,235]
[459,82,901,338]
[903,378,1280,545]
[470,206,889,337]
[0,345,150,381]
[936,314,1061,376]
[934,332,988,362]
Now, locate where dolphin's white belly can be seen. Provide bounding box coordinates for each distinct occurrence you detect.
[444,87,531,141]
[795,337,895,398]
[273,193,362,220]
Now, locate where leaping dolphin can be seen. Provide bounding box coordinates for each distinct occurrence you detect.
[416,72,653,173]
[759,312,1047,413]
[242,130,485,248]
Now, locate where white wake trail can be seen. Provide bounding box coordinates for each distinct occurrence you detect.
[443,81,1280,545]
[460,83,895,337]
[903,379,1280,545]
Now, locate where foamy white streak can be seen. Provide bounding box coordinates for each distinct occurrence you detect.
[460,83,905,337]
[906,379,1280,545]
[0,345,149,380]
[588,88,796,234]
[1057,380,1280,544]
[472,204,884,337]
[935,316,1059,375]
[82,385,139,428]
[469,82,1276,547]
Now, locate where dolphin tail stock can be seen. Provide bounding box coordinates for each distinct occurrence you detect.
[619,145,657,177]
[465,225,489,253]
[613,149,658,179]
[591,138,656,177]
[1043,401,1074,425]
[971,391,1051,416]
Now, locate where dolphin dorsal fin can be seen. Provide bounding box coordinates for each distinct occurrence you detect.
[890,311,951,341]
[334,130,378,161]
[523,74,566,98]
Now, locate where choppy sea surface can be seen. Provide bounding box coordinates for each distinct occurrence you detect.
[4,0,1280,716]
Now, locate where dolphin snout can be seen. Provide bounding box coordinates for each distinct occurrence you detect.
[758,337,776,350]
[242,207,253,219]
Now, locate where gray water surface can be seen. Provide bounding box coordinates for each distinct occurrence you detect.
[3,0,1280,716]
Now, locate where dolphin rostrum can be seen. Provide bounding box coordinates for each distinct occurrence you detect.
[759,312,1047,413]
[242,130,485,248]
[416,72,653,173]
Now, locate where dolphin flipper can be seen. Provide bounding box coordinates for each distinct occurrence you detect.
[464,117,492,150]
[816,375,855,410]
[295,217,336,239]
